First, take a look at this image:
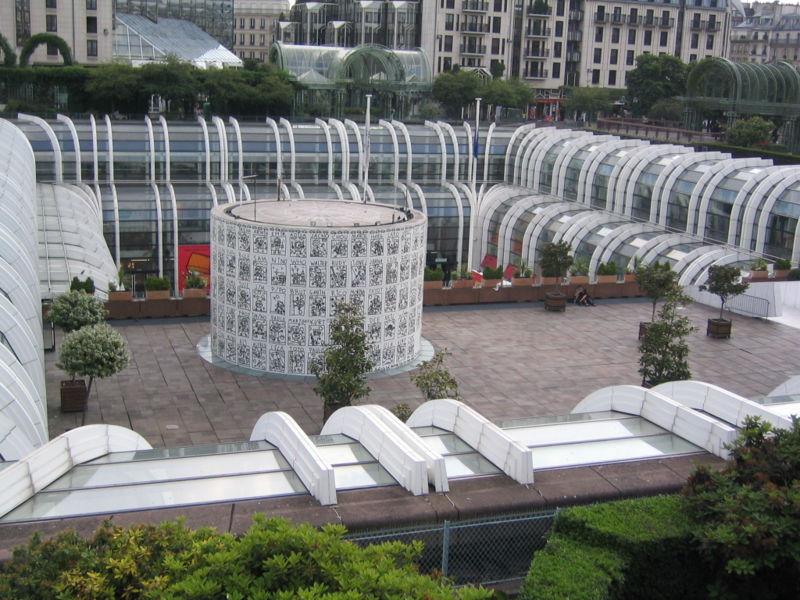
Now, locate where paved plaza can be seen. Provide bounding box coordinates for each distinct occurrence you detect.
[46,299,800,448]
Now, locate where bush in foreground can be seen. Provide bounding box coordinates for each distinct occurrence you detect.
[0,515,493,600]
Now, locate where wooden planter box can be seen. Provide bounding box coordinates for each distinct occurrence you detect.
[450,279,475,289]
[108,290,133,301]
[596,274,618,284]
[544,292,567,312]
[569,275,589,285]
[61,379,87,412]
[481,279,502,290]
[423,280,443,290]
[749,270,769,280]
[182,288,207,299]
[539,276,561,287]
[623,273,636,283]
[707,318,732,339]
[512,277,534,286]
[774,269,790,280]
[145,289,171,300]
[638,321,652,340]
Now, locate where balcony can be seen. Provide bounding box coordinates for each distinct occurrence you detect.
[460,22,490,32]
[526,26,552,36]
[460,43,487,55]
[609,13,625,24]
[690,20,704,30]
[524,69,549,79]
[707,21,720,32]
[659,17,674,27]
[628,15,640,25]
[526,4,552,15]
[568,10,583,20]
[462,0,489,12]
[567,30,582,41]
[566,51,581,61]
[524,48,550,58]
[643,16,657,27]
[594,12,608,23]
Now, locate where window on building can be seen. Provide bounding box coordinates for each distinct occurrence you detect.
[443,56,452,70]
[691,33,698,48]
[595,26,603,42]
[626,50,634,64]
[628,29,636,44]
[594,48,602,63]
[610,48,618,64]
[86,0,97,9]
[87,39,97,57]
[553,62,561,77]
[644,30,652,45]
[592,69,600,84]
[250,18,256,29]
[555,21,563,36]
[494,0,502,10]
[447,0,455,7]
[557,0,565,16]
[493,17,501,33]
[608,70,617,85]
[239,33,245,44]
[259,34,266,46]
[660,31,667,46]
[444,35,453,51]
[554,41,562,57]
[690,53,697,62]
[46,14,57,32]
[86,16,97,34]
[491,37,500,53]
[47,42,58,56]
[612,27,619,43]
[46,0,56,8]
[250,34,255,45]
[239,18,245,29]
[706,34,714,49]
[261,18,266,29]
[445,14,454,31]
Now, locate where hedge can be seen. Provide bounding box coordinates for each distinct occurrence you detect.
[519,495,707,600]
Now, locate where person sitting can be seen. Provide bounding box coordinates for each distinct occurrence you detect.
[574,286,595,306]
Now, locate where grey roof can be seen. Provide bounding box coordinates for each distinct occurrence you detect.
[115,13,242,68]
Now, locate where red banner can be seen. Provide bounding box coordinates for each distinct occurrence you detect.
[481,254,498,269]
[178,244,211,290]
[503,264,518,280]
[471,269,483,282]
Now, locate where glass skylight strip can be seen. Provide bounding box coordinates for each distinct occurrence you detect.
[333,463,397,490]
[505,418,665,448]
[315,442,376,466]
[495,410,626,429]
[47,450,289,491]
[444,454,502,478]
[2,471,307,523]
[87,440,275,464]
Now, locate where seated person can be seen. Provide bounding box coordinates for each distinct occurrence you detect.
[574,286,595,306]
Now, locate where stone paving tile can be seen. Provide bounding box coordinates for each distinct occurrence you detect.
[44,300,800,447]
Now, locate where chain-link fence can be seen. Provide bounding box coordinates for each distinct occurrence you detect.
[345,510,557,586]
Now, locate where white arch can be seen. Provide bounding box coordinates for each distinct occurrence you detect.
[594,223,661,271]
[619,146,690,216]
[553,134,613,200]
[250,411,336,505]
[196,116,211,181]
[56,114,82,182]
[651,152,727,226]
[677,249,749,286]
[314,118,335,184]
[503,122,535,183]
[378,119,400,183]
[424,120,447,182]
[279,117,297,182]
[408,399,533,484]
[523,200,576,268]
[497,194,540,267]
[144,115,156,182]
[438,120,460,181]
[391,119,413,182]
[726,166,781,246]
[327,118,350,182]
[578,138,643,206]
[211,116,229,182]
[228,116,243,183]
[755,172,800,254]
[482,122,497,184]
[17,113,63,182]
[265,117,283,179]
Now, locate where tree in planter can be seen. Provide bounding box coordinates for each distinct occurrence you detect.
[48,290,107,333]
[539,241,574,286]
[636,261,679,323]
[57,323,129,400]
[638,286,695,387]
[312,302,374,419]
[702,265,749,321]
[410,349,461,400]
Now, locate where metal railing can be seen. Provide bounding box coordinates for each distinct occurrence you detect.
[727,292,770,318]
[345,510,557,586]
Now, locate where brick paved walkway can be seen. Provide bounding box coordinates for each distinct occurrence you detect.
[46,299,800,447]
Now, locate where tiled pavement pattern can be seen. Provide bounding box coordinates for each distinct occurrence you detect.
[46,299,800,448]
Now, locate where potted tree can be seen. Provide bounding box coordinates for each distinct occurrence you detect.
[410,348,461,400]
[638,285,696,387]
[312,301,374,421]
[512,260,534,286]
[48,290,107,334]
[480,265,504,289]
[596,261,618,284]
[539,240,573,311]
[702,265,749,339]
[774,258,792,279]
[749,257,769,280]
[183,273,207,298]
[635,262,679,339]
[423,265,444,290]
[144,275,172,300]
[56,323,129,411]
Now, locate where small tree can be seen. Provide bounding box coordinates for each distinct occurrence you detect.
[57,323,129,399]
[635,261,679,322]
[539,241,574,288]
[312,302,373,416]
[638,286,695,387]
[726,116,774,148]
[702,265,749,320]
[48,290,107,333]
[410,349,461,400]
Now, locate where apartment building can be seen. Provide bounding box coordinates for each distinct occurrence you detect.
[730,2,800,66]
[0,0,115,65]
[233,0,290,62]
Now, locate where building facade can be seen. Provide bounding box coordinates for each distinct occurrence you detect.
[729,1,800,66]
[233,0,290,62]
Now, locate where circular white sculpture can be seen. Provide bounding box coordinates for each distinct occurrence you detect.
[210,200,427,375]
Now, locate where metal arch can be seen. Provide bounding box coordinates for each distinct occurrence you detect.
[552,133,613,200]
[166,183,179,291]
[391,119,413,182]
[512,126,545,185]
[595,222,662,269]
[672,246,728,284]
[503,123,536,183]
[604,139,651,211]
[481,122,495,184]
[497,194,541,267]
[109,184,120,266]
[150,182,164,277]
[438,121,460,181]
[344,119,364,182]
[407,182,428,214]
[577,138,638,206]
[196,115,211,181]
[279,118,296,182]
[442,181,466,271]
[424,120,447,182]
[378,119,400,183]
[228,116,243,183]
[476,185,519,256]
[103,114,115,182]
[159,116,172,182]
[617,145,690,216]
[522,200,576,268]
[755,171,800,255]
[205,181,218,207]
[56,114,81,183]
[144,115,156,182]
[453,181,476,270]
[639,233,699,266]
[327,118,350,182]
[314,118,335,184]
[18,113,62,182]
[265,117,283,180]
[558,211,623,266]
[693,158,771,238]
[211,116,229,183]
[89,115,99,183]
[726,165,781,246]
[679,250,751,287]
[463,121,474,186]
[651,152,727,226]
[739,167,796,250]
[526,129,581,190]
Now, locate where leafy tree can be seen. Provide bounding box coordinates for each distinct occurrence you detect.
[565,87,615,121]
[684,417,800,599]
[626,54,689,116]
[479,77,533,110]
[56,323,129,399]
[312,302,373,416]
[635,261,679,322]
[0,32,16,66]
[726,116,775,148]
[418,100,444,120]
[539,240,574,280]
[0,516,493,599]
[410,348,461,400]
[638,286,695,387]
[647,97,684,122]
[138,57,199,116]
[85,64,142,114]
[48,290,107,333]
[489,59,506,79]
[702,264,749,320]
[432,70,480,118]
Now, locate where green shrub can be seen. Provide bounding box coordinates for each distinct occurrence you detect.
[183,273,206,289]
[482,266,504,279]
[69,276,95,294]
[57,323,129,397]
[596,262,618,276]
[750,257,769,271]
[144,275,171,291]
[0,516,493,600]
[774,258,792,270]
[424,265,445,281]
[48,290,107,332]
